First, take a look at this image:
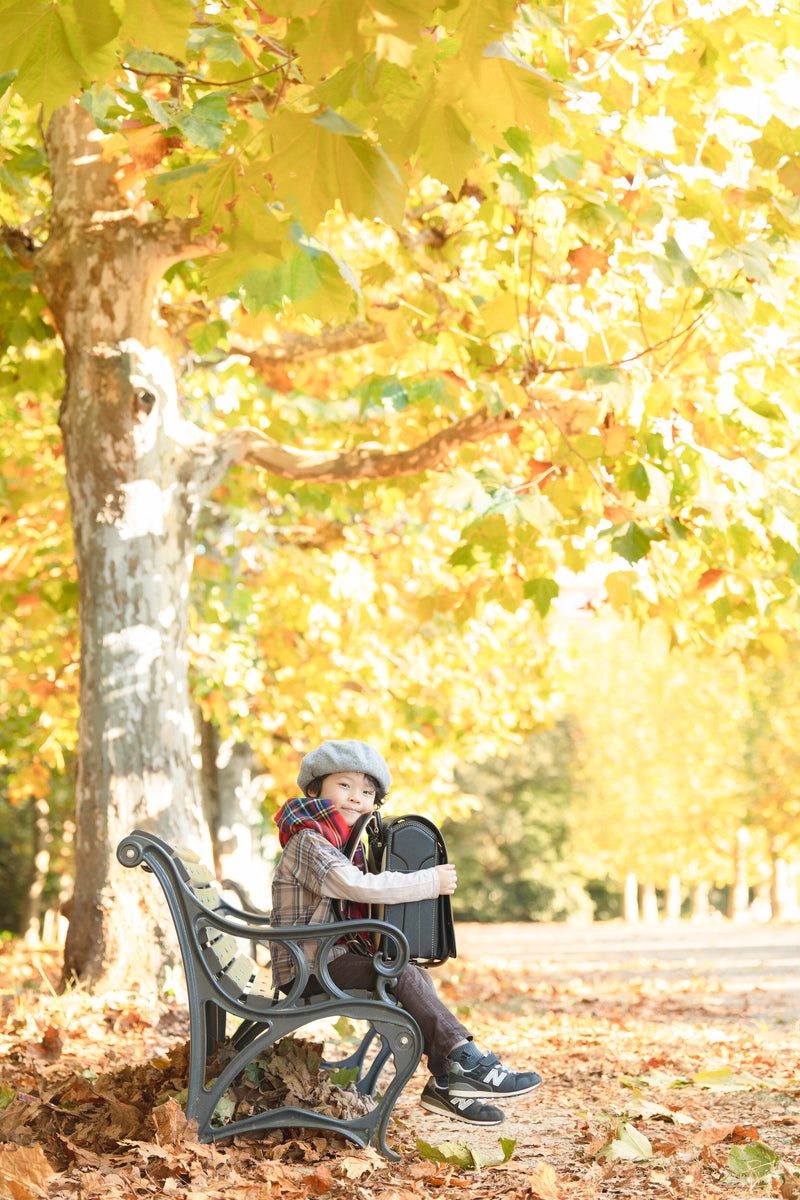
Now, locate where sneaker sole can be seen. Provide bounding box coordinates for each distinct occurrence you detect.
[419,1094,505,1126]
[448,1078,543,1100]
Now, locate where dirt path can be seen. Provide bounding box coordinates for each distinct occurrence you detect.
[400,919,800,1184]
[453,918,800,1022]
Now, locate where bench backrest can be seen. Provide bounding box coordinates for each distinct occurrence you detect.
[126,832,278,1010]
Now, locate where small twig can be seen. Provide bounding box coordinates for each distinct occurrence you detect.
[120,58,296,89]
[534,309,711,378]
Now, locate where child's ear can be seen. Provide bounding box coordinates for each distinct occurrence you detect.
[306,780,320,797]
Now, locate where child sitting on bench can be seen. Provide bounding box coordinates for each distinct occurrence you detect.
[271,738,542,1126]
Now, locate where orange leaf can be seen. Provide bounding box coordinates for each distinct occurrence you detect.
[567,245,609,284]
[697,568,725,591]
[731,1125,760,1142]
[0,1144,54,1197]
[306,1166,335,1194]
[526,1162,564,1199]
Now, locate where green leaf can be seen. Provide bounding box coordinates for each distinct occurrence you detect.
[708,286,748,321]
[211,1093,236,1123]
[359,376,410,413]
[313,107,364,137]
[332,1016,357,1040]
[726,1142,782,1180]
[124,48,181,75]
[0,0,121,118]
[268,111,407,228]
[692,1067,764,1091]
[576,365,623,387]
[116,0,194,60]
[419,102,476,194]
[663,236,700,287]
[443,469,491,515]
[540,148,583,182]
[611,521,660,564]
[329,1066,359,1085]
[618,1086,694,1125]
[523,577,560,617]
[598,1123,653,1162]
[417,1136,515,1170]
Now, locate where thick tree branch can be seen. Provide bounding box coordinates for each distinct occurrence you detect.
[206,385,599,484]
[228,318,390,367]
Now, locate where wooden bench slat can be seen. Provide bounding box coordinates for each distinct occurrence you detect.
[174,844,202,862]
[193,884,223,911]
[202,933,240,971]
[246,967,274,1000]
[222,953,255,991]
[178,859,216,886]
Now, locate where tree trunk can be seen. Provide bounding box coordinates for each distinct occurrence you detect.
[197,711,270,909]
[690,880,711,921]
[623,872,639,922]
[641,881,659,924]
[728,826,750,922]
[34,103,219,990]
[21,797,51,946]
[665,874,682,921]
[767,841,795,921]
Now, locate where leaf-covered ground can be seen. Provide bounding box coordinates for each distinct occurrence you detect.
[1,924,799,1200]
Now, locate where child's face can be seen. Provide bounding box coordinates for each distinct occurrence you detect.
[317,771,377,825]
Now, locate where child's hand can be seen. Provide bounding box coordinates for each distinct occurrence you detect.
[436,864,457,894]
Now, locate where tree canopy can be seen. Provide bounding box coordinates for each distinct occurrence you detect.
[4,0,800,654]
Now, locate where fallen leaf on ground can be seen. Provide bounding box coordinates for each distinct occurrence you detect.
[0,1143,54,1197]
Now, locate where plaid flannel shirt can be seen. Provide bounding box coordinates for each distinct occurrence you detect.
[270,829,351,988]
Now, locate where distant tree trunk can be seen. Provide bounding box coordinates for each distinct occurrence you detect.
[21,797,51,946]
[690,881,711,920]
[768,841,794,921]
[665,874,682,921]
[641,881,659,924]
[623,872,639,922]
[728,827,750,921]
[197,711,269,908]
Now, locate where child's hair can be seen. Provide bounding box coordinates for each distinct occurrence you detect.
[297,739,391,803]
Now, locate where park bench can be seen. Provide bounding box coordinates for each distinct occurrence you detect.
[116,829,423,1160]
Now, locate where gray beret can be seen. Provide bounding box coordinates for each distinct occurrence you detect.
[297,740,391,798]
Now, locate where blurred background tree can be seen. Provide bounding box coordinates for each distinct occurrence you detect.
[441,720,591,923]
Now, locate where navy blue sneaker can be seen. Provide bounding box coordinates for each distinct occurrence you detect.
[420,1079,505,1125]
[448,1052,542,1100]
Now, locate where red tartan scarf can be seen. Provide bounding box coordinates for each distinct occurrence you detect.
[275,795,369,922]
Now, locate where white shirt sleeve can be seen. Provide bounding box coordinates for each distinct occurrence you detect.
[321,860,440,904]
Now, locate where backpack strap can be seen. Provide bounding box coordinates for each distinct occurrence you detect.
[331,813,384,954]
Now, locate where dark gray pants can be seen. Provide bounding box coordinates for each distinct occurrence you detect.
[328,952,470,1077]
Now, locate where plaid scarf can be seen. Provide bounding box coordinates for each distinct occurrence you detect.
[274,795,369,924]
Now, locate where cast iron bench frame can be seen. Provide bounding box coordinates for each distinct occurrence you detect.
[117,829,423,1160]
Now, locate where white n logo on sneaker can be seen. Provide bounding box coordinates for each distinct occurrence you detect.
[483,1066,509,1087]
[451,1097,476,1111]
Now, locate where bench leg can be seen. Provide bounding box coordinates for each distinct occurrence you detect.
[323,1025,393,1096]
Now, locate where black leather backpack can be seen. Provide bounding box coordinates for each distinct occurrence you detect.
[333,812,457,967]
